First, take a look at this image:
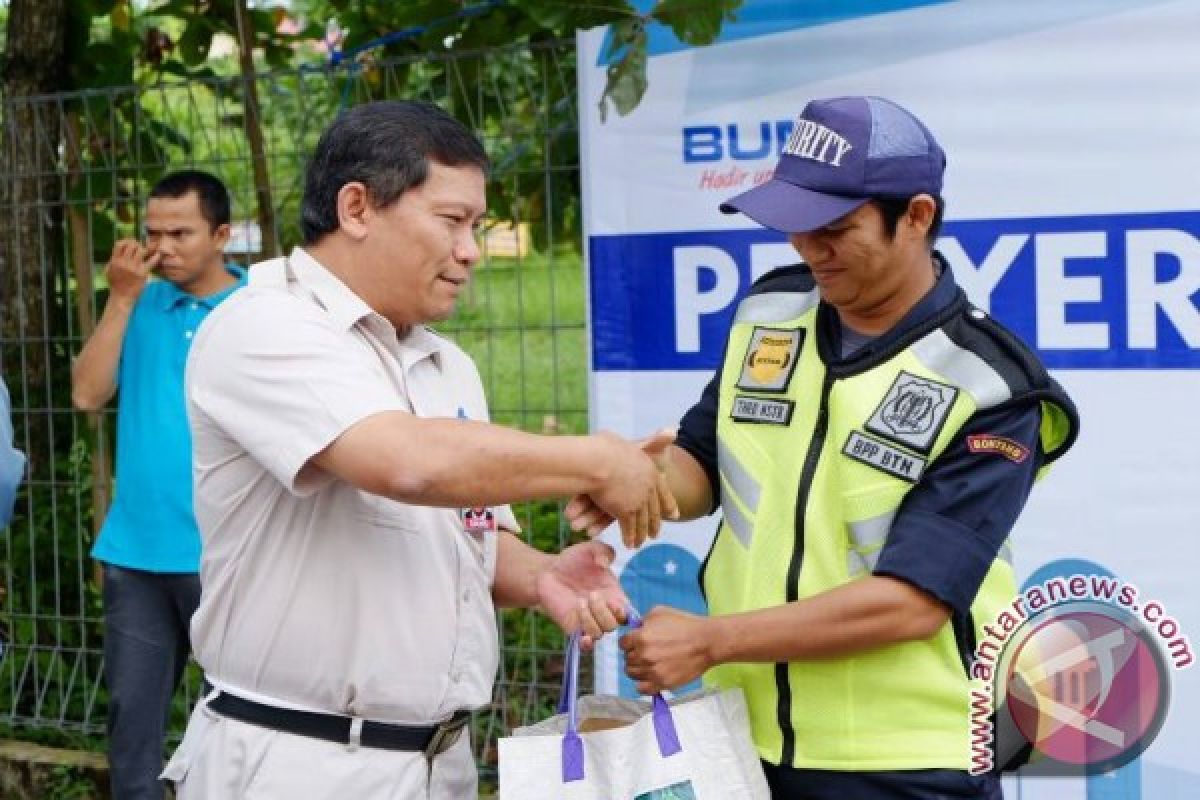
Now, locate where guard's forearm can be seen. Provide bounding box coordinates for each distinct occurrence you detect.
[664,445,715,521]
[710,575,951,664]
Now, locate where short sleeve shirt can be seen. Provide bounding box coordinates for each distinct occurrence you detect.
[92,264,245,572]
[185,247,512,723]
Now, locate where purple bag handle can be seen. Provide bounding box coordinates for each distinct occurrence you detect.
[559,606,683,784]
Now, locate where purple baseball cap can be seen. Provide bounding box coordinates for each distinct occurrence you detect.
[720,96,946,233]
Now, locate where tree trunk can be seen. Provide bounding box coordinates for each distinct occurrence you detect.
[64,113,112,545]
[1,0,69,460]
[233,0,278,259]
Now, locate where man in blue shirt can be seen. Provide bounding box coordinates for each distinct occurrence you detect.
[72,170,245,800]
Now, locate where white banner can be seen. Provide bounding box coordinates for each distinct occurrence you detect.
[579,1,1199,796]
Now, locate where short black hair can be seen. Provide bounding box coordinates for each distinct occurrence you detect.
[149,170,231,231]
[872,194,945,247]
[301,100,490,245]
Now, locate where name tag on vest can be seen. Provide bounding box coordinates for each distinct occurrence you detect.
[731,395,794,425]
[842,431,927,482]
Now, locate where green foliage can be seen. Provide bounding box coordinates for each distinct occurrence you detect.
[601,18,648,121]
[22,0,744,269]
[0,347,107,741]
[44,764,102,800]
[177,18,215,66]
[444,250,588,432]
[300,1,743,120]
[653,0,740,46]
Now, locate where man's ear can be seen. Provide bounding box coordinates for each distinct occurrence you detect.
[211,222,232,250]
[336,182,372,240]
[905,193,937,241]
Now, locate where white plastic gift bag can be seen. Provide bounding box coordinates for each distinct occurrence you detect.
[498,611,769,799]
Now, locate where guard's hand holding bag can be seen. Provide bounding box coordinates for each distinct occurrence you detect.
[498,610,769,799]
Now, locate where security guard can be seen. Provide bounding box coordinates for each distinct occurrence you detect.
[611,97,1080,799]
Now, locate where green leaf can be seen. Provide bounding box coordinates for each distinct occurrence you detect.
[178,21,215,66]
[70,42,135,91]
[651,0,740,46]
[264,42,293,70]
[146,0,201,19]
[73,0,118,18]
[88,209,119,263]
[156,61,221,82]
[155,61,191,79]
[141,115,193,154]
[599,24,648,121]
[520,0,575,33]
[64,6,96,67]
[66,167,114,208]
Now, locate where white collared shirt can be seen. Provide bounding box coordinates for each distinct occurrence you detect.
[185,246,513,722]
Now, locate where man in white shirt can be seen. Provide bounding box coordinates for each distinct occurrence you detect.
[165,100,673,798]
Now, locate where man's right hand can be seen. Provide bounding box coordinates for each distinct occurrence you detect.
[577,430,679,549]
[105,239,160,303]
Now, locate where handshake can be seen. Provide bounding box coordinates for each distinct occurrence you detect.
[565,429,680,550]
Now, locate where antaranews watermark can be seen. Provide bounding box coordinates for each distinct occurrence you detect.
[968,573,1192,776]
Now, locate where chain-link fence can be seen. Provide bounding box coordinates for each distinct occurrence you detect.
[0,39,587,784]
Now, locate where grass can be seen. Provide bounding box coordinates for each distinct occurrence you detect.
[439,247,589,435]
[438,247,594,793]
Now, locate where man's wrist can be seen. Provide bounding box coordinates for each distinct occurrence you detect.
[527,540,554,608]
[106,293,139,314]
[581,433,618,493]
[705,614,734,667]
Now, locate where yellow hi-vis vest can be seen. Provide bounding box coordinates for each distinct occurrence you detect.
[702,266,1078,772]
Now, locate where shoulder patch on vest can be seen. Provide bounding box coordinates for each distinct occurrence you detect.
[843,431,927,482]
[966,434,1030,463]
[865,370,958,454]
[736,327,804,393]
[730,395,794,425]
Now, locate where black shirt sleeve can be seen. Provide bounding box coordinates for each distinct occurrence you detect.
[675,366,722,516]
[873,400,1043,616]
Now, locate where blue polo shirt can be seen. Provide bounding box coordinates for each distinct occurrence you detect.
[91,264,245,573]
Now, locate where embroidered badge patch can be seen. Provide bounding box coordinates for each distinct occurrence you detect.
[736,327,804,393]
[843,431,927,482]
[865,371,958,454]
[730,395,794,425]
[462,507,496,540]
[966,434,1030,463]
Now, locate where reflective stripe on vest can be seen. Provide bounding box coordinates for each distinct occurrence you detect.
[734,290,820,325]
[717,438,761,548]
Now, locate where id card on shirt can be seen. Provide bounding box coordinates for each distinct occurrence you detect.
[461,507,497,541]
[460,506,498,573]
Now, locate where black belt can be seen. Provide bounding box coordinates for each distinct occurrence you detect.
[205,687,471,757]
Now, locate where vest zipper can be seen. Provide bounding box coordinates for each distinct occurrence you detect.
[776,372,834,767]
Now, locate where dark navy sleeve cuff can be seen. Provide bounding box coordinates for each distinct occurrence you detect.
[675,370,721,515]
[875,510,1004,616]
[871,401,1043,615]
